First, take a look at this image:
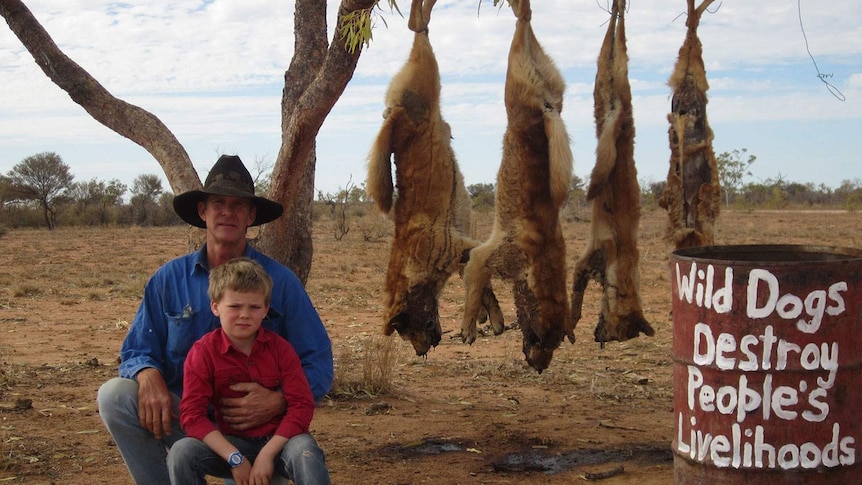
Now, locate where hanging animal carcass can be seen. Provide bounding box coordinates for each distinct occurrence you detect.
[460,0,574,373]
[367,0,503,356]
[658,0,721,249]
[570,0,654,344]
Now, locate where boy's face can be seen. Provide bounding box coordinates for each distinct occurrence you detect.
[210,289,269,344]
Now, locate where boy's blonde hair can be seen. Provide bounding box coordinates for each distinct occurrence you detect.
[208,257,273,305]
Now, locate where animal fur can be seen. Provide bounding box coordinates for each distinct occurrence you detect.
[460,0,573,373]
[367,0,503,356]
[570,0,654,344]
[658,0,721,249]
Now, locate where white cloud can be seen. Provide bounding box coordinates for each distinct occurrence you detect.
[1,0,860,194]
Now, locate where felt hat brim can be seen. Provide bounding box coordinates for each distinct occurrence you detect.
[172,190,284,228]
[172,155,284,228]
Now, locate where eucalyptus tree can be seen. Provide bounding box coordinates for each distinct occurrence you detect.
[0,0,394,281]
[7,151,73,229]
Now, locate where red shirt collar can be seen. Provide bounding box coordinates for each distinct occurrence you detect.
[213,326,273,354]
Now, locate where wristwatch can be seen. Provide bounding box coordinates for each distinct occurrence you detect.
[227,451,244,468]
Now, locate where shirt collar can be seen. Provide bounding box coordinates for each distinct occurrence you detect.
[193,244,209,273]
[214,326,273,354]
[193,241,256,274]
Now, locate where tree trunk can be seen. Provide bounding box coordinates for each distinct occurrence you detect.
[0,0,201,196]
[2,0,377,280]
[258,0,377,284]
[41,200,52,230]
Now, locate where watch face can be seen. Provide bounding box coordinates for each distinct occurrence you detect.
[228,452,243,467]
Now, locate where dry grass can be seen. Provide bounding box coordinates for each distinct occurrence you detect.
[0,227,178,305]
[462,344,531,379]
[330,334,408,399]
[10,285,41,298]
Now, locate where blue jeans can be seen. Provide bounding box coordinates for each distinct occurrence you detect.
[168,434,330,485]
[97,377,330,485]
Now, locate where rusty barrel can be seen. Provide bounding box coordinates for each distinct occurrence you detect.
[670,245,862,484]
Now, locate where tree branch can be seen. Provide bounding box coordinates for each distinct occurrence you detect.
[0,0,200,194]
[275,0,376,193]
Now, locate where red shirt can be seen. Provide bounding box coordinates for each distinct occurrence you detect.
[180,327,314,440]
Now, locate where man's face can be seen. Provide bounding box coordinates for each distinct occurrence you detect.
[198,195,257,243]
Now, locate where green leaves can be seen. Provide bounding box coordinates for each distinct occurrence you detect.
[340,1,404,54]
[340,9,374,55]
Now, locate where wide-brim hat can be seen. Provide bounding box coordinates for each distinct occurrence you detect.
[172,155,284,228]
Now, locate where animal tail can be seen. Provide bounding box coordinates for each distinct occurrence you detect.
[545,110,573,207]
[586,108,620,200]
[366,111,395,213]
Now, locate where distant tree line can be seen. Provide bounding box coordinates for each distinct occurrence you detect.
[1,152,179,229]
[643,149,862,211]
[3,149,862,231]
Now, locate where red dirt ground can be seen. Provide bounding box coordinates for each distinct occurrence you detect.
[1,209,860,484]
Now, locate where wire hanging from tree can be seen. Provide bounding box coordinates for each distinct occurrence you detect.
[798,0,845,101]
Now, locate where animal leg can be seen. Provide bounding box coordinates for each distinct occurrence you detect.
[593,240,655,343]
[570,246,605,330]
[460,243,496,344]
[458,244,505,334]
[481,284,505,335]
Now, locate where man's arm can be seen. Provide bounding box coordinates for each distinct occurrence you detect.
[255,254,334,401]
[120,275,173,440]
[279,276,334,401]
[119,274,169,380]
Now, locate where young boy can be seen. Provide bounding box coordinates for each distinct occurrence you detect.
[167,257,328,485]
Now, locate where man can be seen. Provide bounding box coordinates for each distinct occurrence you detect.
[97,155,333,485]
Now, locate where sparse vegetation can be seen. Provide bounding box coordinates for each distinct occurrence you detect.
[11,284,42,298]
[330,334,405,399]
[3,154,859,232]
[356,214,392,242]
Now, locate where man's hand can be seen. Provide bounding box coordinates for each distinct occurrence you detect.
[219,382,285,431]
[136,368,174,439]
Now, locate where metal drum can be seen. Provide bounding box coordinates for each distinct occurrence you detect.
[670,245,862,484]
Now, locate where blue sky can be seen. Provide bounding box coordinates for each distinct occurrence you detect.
[1,0,860,196]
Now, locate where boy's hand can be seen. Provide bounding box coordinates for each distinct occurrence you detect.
[219,382,285,431]
[250,457,275,485]
[230,460,253,485]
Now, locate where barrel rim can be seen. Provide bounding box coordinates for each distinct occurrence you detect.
[670,244,862,263]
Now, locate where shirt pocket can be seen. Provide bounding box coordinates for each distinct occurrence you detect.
[225,360,281,392]
[255,372,281,392]
[165,304,198,359]
[214,369,253,399]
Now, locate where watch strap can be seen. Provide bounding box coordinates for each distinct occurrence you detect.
[227,451,244,468]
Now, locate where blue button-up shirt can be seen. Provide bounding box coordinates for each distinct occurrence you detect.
[118,242,333,401]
